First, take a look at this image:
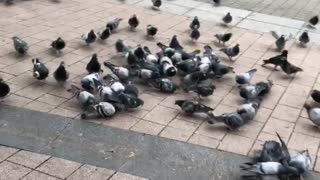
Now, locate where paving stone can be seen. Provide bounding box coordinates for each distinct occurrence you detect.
[263,117,295,139]
[271,104,301,122]
[8,150,50,169]
[0,146,18,162]
[22,171,60,180]
[218,134,255,156]
[37,157,82,179]
[143,105,179,125]
[288,132,320,155]
[0,161,31,180]
[130,120,165,136]
[67,164,114,180]
[110,172,148,180]
[160,126,194,142]
[188,134,220,149]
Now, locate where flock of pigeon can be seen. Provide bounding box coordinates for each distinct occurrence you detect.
[1,0,320,179]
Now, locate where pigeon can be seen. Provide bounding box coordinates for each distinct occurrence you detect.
[68,85,96,108]
[5,0,14,5]
[156,42,176,58]
[128,14,139,31]
[81,30,96,45]
[81,73,101,92]
[152,0,162,9]
[240,162,299,178]
[146,25,158,38]
[176,58,199,74]
[308,15,319,28]
[143,46,158,64]
[255,140,286,163]
[97,27,111,41]
[81,102,116,119]
[304,103,320,127]
[86,54,101,74]
[160,56,177,77]
[134,45,145,60]
[299,31,310,47]
[136,68,161,81]
[190,16,200,30]
[214,33,232,45]
[115,39,130,55]
[222,12,232,25]
[211,62,235,78]
[104,62,130,82]
[175,100,213,114]
[182,71,212,90]
[190,28,200,41]
[239,80,273,100]
[203,45,218,63]
[51,37,65,55]
[262,50,288,70]
[106,18,123,32]
[220,44,240,60]
[235,68,257,86]
[0,77,10,101]
[12,36,28,55]
[169,35,183,50]
[289,150,312,174]
[32,58,49,80]
[207,111,246,130]
[188,81,216,99]
[237,97,261,121]
[270,31,292,51]
[149,78,178,93]
[125,50,140,67]
[280,60,303,76]
[53,61,69,84]
[93,78,114,102]
[213,0,220,6]
[311,89,320,103]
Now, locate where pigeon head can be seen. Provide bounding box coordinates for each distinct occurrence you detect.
[12,36,18,40]
[132,14,137,18]
[281,50,288,56]
[166,66,177,77]
[59,61,65,66]
[311,89,320,96]
[92,53,98,60]
[175,100,185,107]
[116,18,123,21]
[89,29,95,35]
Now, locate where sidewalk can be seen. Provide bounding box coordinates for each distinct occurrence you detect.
[0,0,320,178]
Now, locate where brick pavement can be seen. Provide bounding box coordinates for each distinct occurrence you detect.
[1,0,320,175]
[0,145,148,180]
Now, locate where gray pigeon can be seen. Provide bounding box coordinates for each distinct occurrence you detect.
[149,78,178,93]
[81,73,101,92]
[81,102,116,119]
[81,30,96,45]
[270,31,292,51]
[207,111,246,130]
[106,18,123,32]
[211,62,235,79]
[0,78,10,100]
[104,62,130,82]
[220,44,240,60]
[32,58,49,80]
[240,162,299,178]
[235,68,257,85]
[12,36,28,55]
[115,39,130,56]
[68,85,96,108]
[237,97,261,121]
[304,103,320,127]
[215,33,232,45]
[299,31,310,47]
[146,25,158,38]
[175,100,213,114]
[222,12,232,25]
[53,61,69,84]
[289,150,312,174]
[239,80,273,100]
